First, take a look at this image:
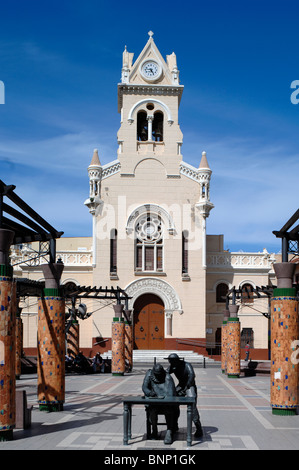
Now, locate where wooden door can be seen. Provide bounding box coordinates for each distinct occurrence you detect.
[133,294,164,350]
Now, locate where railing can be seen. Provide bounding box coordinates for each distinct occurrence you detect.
[207,250,276,269]
[10,247,93,267]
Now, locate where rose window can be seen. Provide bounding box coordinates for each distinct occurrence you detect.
[135,215,162,242]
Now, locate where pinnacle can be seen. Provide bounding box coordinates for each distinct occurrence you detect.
[199,151,210,169]
[89,148,101,166]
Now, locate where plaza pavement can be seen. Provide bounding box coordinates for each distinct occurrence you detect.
[1,364,299,452]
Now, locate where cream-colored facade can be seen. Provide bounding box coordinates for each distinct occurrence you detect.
[13,33,278,358]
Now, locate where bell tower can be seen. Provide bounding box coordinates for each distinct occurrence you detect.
[117,31,184,176]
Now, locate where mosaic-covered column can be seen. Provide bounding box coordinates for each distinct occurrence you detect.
[221,308,229,374]
[38,261,65,411]
[0,228,16,441]
[271,262,299,415]
[66,321,80,359]
[112,304,125,376]
[221,321,228,374]
[124,310,133,372]
[226,305,240,378]
[15,306,23,380]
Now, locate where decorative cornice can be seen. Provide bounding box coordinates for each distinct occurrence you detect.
[102,160,121,179]
[179,161,199,182]
[118,83,184,112]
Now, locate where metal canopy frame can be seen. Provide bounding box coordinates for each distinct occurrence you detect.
[273,209,299,261]
[15,279,131,304]
[226,285,273,319]
[0,180,64,248]
[62,283,131,305]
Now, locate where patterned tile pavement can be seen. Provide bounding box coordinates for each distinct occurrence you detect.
[2,365,299,451]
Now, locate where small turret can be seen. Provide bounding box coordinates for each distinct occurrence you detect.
[196,151,214,218]
[84,149,103,214]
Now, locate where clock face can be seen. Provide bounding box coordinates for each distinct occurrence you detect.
[141,61,160,80]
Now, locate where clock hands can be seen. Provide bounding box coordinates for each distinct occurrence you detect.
[142,61,160,79]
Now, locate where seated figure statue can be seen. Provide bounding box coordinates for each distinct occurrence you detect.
[142,363,179,444]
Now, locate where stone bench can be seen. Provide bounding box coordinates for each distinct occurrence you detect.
[241,360,271,376]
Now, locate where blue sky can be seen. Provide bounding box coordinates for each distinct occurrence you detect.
[0,0,298,253]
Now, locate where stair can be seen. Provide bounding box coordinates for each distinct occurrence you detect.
[102,349,216,365]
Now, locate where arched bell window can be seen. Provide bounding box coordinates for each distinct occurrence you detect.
[137,111,148,141]
[136,106,164,142]
[152,111,163,142]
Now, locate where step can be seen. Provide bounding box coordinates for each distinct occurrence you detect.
[102,350,215,364]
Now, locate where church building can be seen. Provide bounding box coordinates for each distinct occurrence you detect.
[13,33,277,359]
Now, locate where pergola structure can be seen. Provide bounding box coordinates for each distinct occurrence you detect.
[0,179,63,263]
[225,209,299,312]
[0,180,133,435]
[0,179,131,322]
[273,208,299,261]
[226,285,273,318]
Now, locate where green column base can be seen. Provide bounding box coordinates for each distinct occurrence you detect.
[272,408,297,416]
[43,288,62,297]
[39,403,64,412]
[0,430,13,441]
[273,288,296,297]
[227,374,239,379]
[112,372,124,376]
[0,264,13,278]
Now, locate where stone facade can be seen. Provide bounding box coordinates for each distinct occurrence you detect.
[12,33,279,359]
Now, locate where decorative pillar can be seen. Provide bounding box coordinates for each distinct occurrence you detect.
[221,308,229,374]
[38,261,65,411]
[221,321,228,374]
[147,115,154,141]
[271,262,298,415]
[0,228,16,441]
[112,304,125,376]
[124,310,133,372]
[165,310,173,336]
[66,321,80,359]
[226,304,240,378]
[15,306,23,380]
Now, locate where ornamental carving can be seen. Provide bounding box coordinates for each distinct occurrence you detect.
[125,277,182,312]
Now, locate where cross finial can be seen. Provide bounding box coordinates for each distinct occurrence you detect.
[148,31,154,38]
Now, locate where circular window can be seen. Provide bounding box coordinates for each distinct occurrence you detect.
[146,103,155,110]
[136,215,162,242]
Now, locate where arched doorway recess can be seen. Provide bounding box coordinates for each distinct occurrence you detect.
[133,294,164,350]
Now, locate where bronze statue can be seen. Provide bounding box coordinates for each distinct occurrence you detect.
[142,363,179,444]
[166,353,203,438]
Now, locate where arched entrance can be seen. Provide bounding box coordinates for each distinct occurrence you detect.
[133,294,165,350]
